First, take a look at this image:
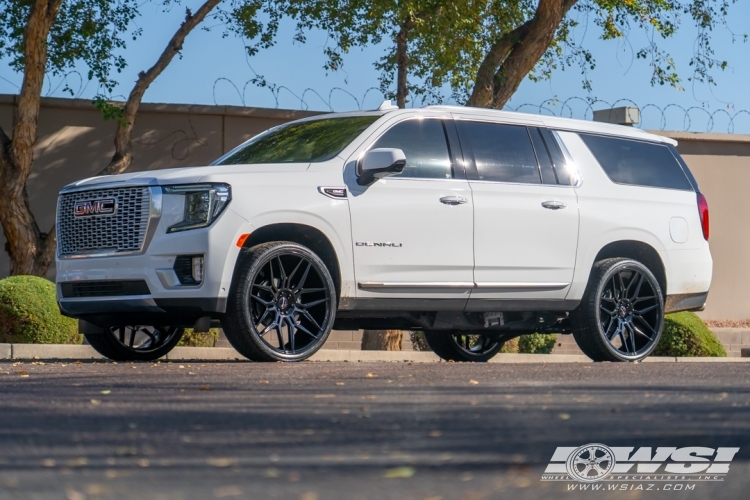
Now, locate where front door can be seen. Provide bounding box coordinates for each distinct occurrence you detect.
[347,117,474,308]
[454,119,580,306]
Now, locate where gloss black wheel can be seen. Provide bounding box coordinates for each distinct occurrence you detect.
[85,325,184,361]
[572,258,664,362]
[424,331,504,362]
[223,242,335,362]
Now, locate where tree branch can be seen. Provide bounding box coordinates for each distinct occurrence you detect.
[99,0,221,176]
[8,0,64,185]
[468,0,578,109]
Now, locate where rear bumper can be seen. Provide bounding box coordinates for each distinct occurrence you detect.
[665,292,708,314]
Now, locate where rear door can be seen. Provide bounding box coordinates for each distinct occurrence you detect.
[454,118,580,307]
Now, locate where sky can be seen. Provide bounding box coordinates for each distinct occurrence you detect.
[1,0,749,133]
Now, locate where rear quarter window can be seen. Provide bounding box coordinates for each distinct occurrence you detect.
[579,133,693,191]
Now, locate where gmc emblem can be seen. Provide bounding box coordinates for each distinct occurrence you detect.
[73,198,117,217]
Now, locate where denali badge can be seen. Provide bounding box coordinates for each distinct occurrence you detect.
[73,198,117,218]
[356,242,403,247]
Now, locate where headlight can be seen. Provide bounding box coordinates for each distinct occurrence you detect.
[162,184,231,233]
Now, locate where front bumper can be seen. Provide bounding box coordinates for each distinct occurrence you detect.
[56,196,250,325]
[58,296,227,327]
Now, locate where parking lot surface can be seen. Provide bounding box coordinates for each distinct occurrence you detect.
[1,360,749,499]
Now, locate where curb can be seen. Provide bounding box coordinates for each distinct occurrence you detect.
[2,343,750,363]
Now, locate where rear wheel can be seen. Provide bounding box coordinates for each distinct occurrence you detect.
[223,242,336,362]
[572,258,664,362]
[424,331,504,362]
[85,325,184,361]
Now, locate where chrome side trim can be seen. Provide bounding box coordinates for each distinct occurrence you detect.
[474,282,570,291]
[358,282,474,290]
[358,281,570,291]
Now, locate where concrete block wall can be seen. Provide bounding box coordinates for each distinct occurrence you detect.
[551,329,750,358]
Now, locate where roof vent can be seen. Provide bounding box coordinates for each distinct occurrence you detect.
[377,100,398,111]
[592,106,640,126]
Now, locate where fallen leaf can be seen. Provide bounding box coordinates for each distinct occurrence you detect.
[199,386,211,391]
[207,457,237,467]
[20,374,29,378]
[137,459,150,468]
[41,458,56,467]
[335,382,345,386]
[558,413,571,420]
[263,468,280,478]
[366,373,374,378]
[100,390,111,395]
[383,466,416,479]
[15,370,27,375]
[214,485,243,498]
[469,380,479,385]
[90,399,101,405]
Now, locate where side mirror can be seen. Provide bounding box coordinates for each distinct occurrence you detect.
[356,148,406,186]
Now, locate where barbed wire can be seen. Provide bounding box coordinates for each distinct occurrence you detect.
[211,76,750,133]
[506,97,750,134]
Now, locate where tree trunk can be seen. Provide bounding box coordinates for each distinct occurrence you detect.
[98,0,221,176]
[0,0,63,276]
[467,0,577,109]
[361,330,403,351]
[394,18,414,109]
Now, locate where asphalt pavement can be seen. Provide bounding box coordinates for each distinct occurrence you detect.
[1,360,749,500]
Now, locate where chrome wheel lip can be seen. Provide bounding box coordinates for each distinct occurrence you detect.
[595,263,663,360]
[246,248,332,358]
[107,326,182,353]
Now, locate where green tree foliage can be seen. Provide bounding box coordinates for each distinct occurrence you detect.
[0,0,141,94]
[272,0,743,109]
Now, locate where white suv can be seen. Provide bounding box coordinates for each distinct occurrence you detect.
[55,104,712,363]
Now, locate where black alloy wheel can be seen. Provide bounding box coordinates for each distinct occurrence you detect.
[223,242,336,362]
[85,325,184,361]
[424,331,505,362]
[572,258,664,362]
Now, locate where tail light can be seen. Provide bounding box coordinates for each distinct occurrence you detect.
[697,193,709,240]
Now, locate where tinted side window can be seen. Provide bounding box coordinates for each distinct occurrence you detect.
[668,144,700,192]
[580,134,693,191]
[541,129,574,186]
[372,120,452,179]
[528,127,558,184]
[461,122,540,184]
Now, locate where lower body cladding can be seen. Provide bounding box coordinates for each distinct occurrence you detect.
[332,289,708,334]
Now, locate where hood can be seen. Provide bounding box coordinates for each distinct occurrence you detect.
[60,163,310,192]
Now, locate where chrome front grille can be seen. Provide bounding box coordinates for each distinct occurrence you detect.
[57,186,151,257]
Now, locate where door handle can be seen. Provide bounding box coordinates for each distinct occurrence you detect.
[541,200,566,210]
[440,196,467,205]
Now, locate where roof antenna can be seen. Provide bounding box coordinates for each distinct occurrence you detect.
[377,100,398,111]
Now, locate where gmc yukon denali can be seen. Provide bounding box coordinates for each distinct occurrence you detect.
[55,103,712,363]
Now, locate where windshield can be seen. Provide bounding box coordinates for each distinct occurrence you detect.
[214,115,379,165]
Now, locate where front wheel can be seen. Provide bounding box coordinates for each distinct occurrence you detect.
[423,331,504,362]
[223,242,336,362]
[85,325,184,361]
[572,258,664,362]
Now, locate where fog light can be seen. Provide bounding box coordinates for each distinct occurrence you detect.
[191,256,204,283]
[173,255,204,285]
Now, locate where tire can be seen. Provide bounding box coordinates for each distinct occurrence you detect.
[572,258,664,362]
[223,242,336,362]
[423,331,504,362]
[85,325,184,361]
